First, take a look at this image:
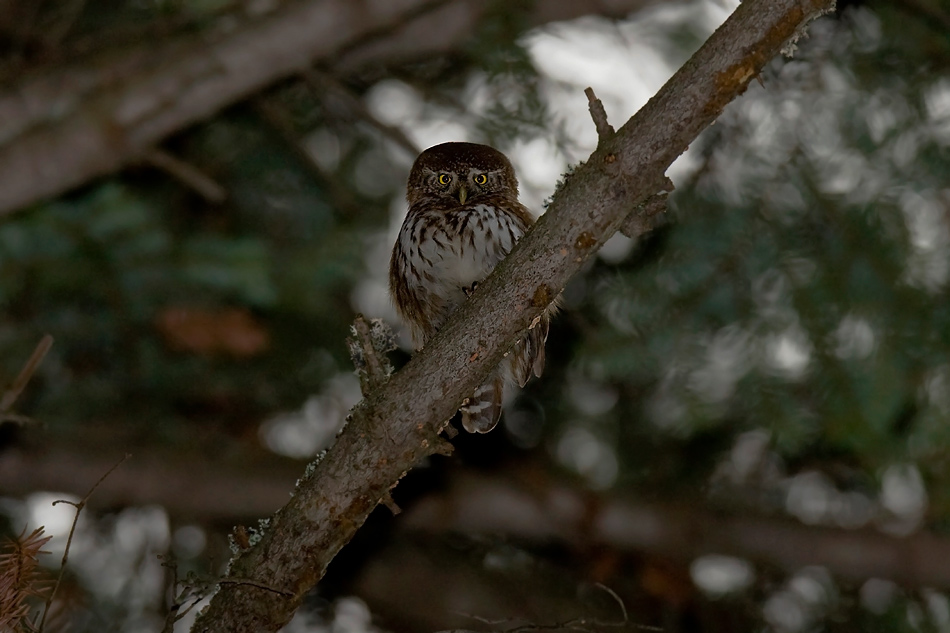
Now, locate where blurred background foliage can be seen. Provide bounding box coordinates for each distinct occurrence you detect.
[2,0,950,631]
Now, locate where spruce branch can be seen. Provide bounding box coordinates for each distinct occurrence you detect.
[0,527,52,633]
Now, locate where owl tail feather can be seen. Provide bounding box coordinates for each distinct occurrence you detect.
[460,375,504,434]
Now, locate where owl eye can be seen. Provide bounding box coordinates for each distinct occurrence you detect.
[473,174,488,185]
[438,174,452,185]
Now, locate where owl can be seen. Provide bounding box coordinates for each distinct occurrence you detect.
[389,142,550,434]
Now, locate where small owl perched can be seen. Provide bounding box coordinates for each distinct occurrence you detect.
[389,142,550,434]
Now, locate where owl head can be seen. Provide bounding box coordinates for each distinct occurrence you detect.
[406,142,519,207]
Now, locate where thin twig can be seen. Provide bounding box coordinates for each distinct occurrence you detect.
[457,583,660,633]
[1,334,53,414]
[39,453,131,632]
[161,554,237,630]
[251,95,366,219]
[160,553,292,631]
[584,88,615,148]
[142,149,228,204]
[591,584,629,628]
[303,68,421,157]
[896,0,950,32]
[379,491,402,515]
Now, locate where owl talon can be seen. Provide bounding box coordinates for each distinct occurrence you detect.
[463,281,479,297]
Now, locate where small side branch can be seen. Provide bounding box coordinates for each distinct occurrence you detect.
[141,149,227,204]
[585,88,615,147]
[459,583,660,633]
[302,68,421,158]
[379,491,402,516]
[40,453,130,631]
[348,315,396,395]
[1,334,53,422]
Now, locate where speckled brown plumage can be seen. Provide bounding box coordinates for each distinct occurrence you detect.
[389,142,551,433]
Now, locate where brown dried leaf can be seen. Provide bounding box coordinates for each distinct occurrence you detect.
[154,307,271,357]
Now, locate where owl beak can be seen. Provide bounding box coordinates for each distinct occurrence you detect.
[457,186,468,205]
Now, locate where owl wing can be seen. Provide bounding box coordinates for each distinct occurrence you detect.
[491,200,549,387]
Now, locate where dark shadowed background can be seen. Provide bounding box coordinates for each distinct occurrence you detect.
[2,0,950,631]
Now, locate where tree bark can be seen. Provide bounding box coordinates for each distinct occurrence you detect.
[0,0,660,217]
[189,0,836,630]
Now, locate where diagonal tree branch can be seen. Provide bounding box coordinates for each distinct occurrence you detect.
[190,0,836,630]
[0,0,662,217]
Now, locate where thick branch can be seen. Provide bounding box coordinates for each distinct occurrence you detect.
[401,471,950,589]
[0,0,442,215]
[8,433,949,591]
[0,440,299,520]
[191,0,835,630]
[0,0,661,216]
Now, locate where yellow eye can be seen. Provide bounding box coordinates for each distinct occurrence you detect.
[473,174,488,185]
[438,174,451,185]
